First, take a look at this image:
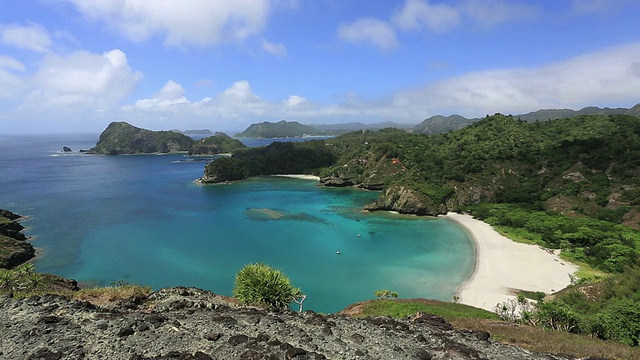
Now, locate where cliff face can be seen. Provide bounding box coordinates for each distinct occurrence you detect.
[0,286,568,360]
[0,209,35,269]
[363,185,444,216]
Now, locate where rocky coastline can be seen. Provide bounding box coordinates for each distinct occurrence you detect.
[0,209,36,269]
[0,286,573,360]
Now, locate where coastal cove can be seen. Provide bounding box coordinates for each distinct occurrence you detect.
[0,134,475,313]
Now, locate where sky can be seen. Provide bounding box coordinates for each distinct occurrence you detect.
[0,0,639,134]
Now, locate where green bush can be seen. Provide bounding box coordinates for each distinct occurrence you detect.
[233,263,302,310]
[0,263,42,295]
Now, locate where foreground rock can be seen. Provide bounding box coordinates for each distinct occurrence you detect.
[0,286,571,359]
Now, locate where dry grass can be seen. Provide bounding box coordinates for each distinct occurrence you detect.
[73,284,152,306]
[449,318,640,360]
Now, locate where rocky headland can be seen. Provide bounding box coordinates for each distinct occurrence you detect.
[0,209,35,269]
[0,286,576,360]
[89,122,246,155]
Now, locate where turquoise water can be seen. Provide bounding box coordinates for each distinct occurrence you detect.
[0,134,474,313]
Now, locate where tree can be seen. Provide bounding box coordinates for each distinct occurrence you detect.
[233,263,304,311]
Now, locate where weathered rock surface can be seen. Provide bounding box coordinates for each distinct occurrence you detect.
[0,286,571,360]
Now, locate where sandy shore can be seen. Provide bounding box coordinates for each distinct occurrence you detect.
[272,174,321,181]
[443,212,578,312]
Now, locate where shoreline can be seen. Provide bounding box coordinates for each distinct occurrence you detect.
[272,174,321,181]
[443,212,578,312]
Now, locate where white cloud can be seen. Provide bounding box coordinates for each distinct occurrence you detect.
[284,95,305,107]
[0,56,25,98]
[29,49,142,109]
[111,43,640,130]
[261,39,288,57]
[392,42,640,117]
[0,23,53,52]
[340,0,537,49]
[134,80,189,110]
[0,55,25,72]
[337,18,398,50]
[67,0,272,47]
[392,0,461,33]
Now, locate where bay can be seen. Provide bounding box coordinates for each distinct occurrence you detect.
[0,134,474,313]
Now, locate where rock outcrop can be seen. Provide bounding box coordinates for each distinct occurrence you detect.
[0,209,35,269]
[363,184,444,216]
[0,286,571,360]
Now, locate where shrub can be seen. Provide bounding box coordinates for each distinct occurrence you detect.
[233,263,303,310]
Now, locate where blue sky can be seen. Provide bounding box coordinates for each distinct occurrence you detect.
[1,0,639,133]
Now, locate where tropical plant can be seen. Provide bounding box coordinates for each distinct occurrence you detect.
[0,263,42,294]
[233,263,304,310]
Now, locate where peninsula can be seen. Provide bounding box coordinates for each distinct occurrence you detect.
[89,121,246,155]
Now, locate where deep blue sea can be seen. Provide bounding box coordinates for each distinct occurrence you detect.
[0,134,474,313]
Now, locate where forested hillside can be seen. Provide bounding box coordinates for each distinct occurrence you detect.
[202,113,640,225]
[201,112,640,346]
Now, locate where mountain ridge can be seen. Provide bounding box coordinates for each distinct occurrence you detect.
[412,103,640,135]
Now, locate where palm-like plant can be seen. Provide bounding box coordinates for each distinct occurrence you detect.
[233,263,303,310]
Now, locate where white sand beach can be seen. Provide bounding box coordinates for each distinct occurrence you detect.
[272,174,321,181]
[444,212,578,312]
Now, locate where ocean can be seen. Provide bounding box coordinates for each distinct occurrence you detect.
[0,134,474,313]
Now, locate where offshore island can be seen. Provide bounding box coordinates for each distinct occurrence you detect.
[2,105,640,358]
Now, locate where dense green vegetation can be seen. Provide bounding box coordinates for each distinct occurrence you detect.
[462,203,639,273]
[201,140,336,182]
[493,269,640,347]
[90,122,246,155]
[208,113,640,220]
[187,132,246,155]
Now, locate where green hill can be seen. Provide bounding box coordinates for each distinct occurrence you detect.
[90,122,195,155]
[235,120,323,138]
[188,132,246,155]
[90,122,246,155]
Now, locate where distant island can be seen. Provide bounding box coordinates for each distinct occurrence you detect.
[235,120,332,138]
[173,129,213,135]
[89,122,246,155]
[235,120,414,138]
